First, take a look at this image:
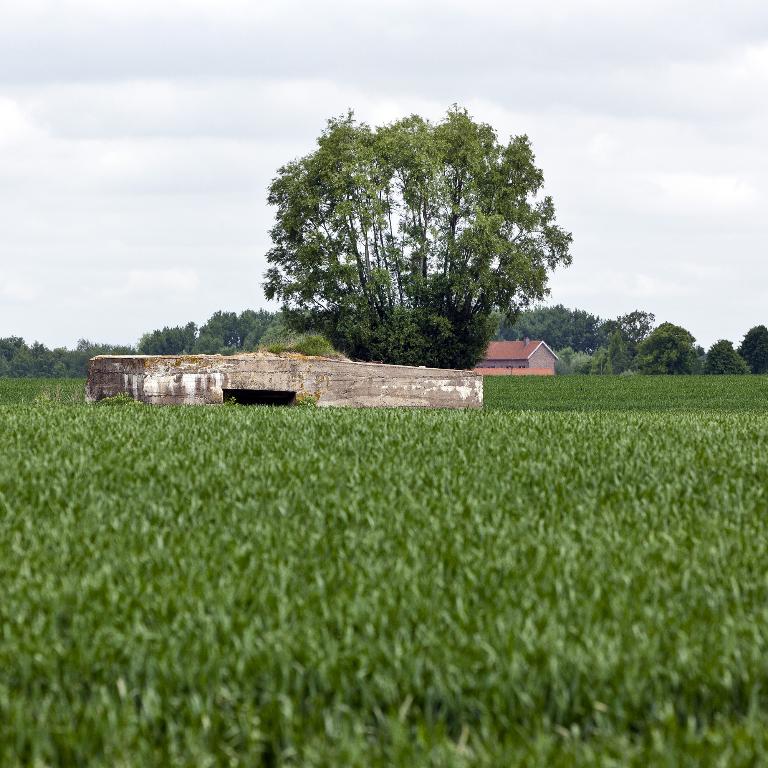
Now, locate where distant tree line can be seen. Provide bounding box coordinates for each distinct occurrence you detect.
[136,310,284,355]
[2,305,767,377]
[496,304,768,376]
[0,310,286,378]
[0,338,136,378]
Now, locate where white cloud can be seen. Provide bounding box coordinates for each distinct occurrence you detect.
[736,43,768,79]
[648,173,760,212]
[0,0,766,348]
[628,273,693,299]
[588,132,621,164]
[0,274,39,302]
[107,269,200,297]
[0,97,43,147]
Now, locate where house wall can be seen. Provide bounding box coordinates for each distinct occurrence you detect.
[528,346,556,371]
[510,367,554,376]
[475,343,556,375]
[476,367,554,376]
[476,358,528,369]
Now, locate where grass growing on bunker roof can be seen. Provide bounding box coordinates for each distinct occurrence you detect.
[261,332,344,359]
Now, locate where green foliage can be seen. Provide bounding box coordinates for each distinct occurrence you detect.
[264,107,572,368]
[2,378,768,763]
[497,307,656,361]
[607,330,630,374]
[497,304,605,353]
[95,392,144,407]
[1,311,284,378]
[589,347,612,375]
[0,336,27,364]
[0,339,134,378]
[600,310,656,356]
[636,322,697,375]
[138,310,281,355]
[739,325,768,374]
[138,322,197,355]
[258,310,291,345]
[195,309,280,354]
[263,333,342,358]
[553,346,593,375]
[692,344,707,375]
[705,340,750,375]
[294,392,320,408]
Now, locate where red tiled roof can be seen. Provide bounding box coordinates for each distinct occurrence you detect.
[483,340,544,361]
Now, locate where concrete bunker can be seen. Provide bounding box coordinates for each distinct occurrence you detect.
[86,352,482,409]
[222,388,297,406]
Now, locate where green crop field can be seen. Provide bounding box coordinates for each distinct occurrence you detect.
[1,376,768,766]
[0,377,85,404]
[484,373,768,412]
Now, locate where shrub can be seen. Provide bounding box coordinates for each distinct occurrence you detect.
[554,347,593,375]
[95,393,143,407]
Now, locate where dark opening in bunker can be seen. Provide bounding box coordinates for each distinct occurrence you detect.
[222,388,297,406]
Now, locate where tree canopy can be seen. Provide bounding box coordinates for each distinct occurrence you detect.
[264,107,572,368]
[138,322,197,355]
[0,338,134,378]
[636,323,697,375]
[1,310,285,378]
[607,330,630,374]
[738,325,768,374]
[195,310,276,354]
[496,304,604,353]
[497,306,656,364]
[704,340,749,375]
[137,311,280,355]
[601,310,656,355]
[8,304,767,378]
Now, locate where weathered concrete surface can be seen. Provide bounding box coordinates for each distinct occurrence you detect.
[86,353,483,408]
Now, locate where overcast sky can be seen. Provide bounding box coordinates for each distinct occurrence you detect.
[1,0,766,348]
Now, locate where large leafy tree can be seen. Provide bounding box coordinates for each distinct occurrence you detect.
[636,322,697,375]
[705,340,749,374]
[738,325,768,374]
[601,310,656,357]
[264,107,572,368]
